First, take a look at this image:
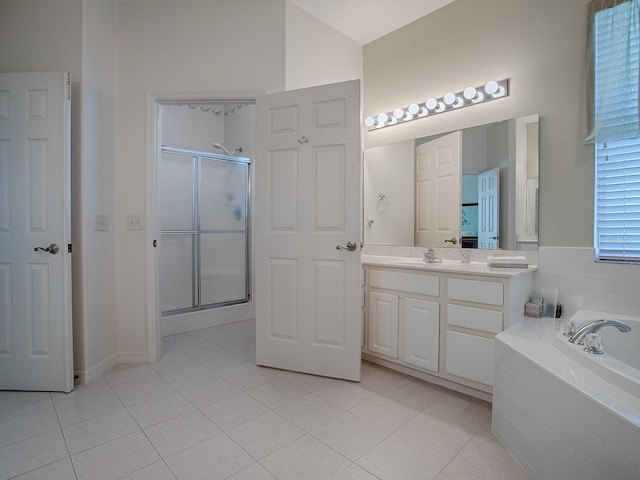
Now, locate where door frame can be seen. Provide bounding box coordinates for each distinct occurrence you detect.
[145,91,262,362]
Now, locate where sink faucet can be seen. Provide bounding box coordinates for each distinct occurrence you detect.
[569,318,631,344]
[423,246,442,263]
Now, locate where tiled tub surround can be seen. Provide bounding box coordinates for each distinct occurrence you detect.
[494,316,640,480]
[535,246,640,319]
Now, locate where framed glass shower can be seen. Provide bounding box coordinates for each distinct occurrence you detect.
[159,146,251,316]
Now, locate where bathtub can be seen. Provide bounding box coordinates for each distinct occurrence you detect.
[493,312,640,480]
[553,310,640,399]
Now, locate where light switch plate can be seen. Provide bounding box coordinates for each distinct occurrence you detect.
[127,215,144,230]
[95,214,110,231]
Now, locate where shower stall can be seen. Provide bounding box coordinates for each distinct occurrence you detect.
[158,146,251,315]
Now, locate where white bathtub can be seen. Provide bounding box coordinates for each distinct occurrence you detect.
[554,310,640,399]
[494,312,640,480]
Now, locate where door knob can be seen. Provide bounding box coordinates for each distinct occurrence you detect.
[34,243,60,254]
[336,241,357,252]
[444,237,458,245]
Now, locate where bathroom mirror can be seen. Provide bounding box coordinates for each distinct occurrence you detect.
[363,114,539,250]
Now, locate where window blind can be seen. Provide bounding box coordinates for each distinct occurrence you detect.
[594,1,640,262]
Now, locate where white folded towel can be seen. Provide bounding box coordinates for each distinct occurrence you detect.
[486,255,528,268]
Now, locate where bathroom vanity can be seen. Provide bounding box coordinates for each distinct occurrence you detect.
[361,255,535,400]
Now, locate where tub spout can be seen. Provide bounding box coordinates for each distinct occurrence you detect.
[569,318,631,345]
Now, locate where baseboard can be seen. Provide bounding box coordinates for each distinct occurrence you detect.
[117,351,148,364]
[75,352,118,385]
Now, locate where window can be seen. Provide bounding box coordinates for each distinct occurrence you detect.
[593,0,640,262]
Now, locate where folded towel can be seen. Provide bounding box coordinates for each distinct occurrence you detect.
[487,255,528,268]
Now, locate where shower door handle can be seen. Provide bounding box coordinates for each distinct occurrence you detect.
[336,241,357,252]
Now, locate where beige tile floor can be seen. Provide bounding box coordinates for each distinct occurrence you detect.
[0,319,530,480]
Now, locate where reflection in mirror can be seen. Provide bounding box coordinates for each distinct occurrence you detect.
[363,114,539,250]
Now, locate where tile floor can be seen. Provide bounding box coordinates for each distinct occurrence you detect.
[0,319,530,480]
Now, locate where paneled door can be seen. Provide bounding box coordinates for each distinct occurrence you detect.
[415,131,461,247]
[478,167,499,249]
[0,73,73,392]
[255,80,362,381]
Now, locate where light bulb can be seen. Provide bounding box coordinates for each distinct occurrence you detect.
[393,108,404,119]
[418,107,428,117]
[426,98,438,110]
[494,86,506,97]
[364,116,375,127]
[435,102,445,113]
[485,80,499,95]
[453,97,464,108]
[377,112,388,125]
[388,117,398,125]
[408,103,420,115]
[443,92,456,105]
[463,86,477,100]
[472,92,485,103]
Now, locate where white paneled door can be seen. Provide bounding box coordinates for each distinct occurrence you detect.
[415,131,461,247]
[478,167,500,249]
[255,80,362,381]
[0,73,73,392]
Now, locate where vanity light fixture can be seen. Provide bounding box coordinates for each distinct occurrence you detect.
[364,79,509,130]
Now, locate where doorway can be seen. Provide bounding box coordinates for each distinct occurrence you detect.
[155,101,256,338]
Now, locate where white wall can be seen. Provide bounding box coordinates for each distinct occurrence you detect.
[0,0,119,381]
[363,141,414,245]
[285,2,362,90]
[363,0,593,248]
[115,0,286,359]
[79,0,118,379]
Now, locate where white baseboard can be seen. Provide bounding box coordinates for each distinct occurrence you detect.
[118,351,148,364]
[74,350,149,385]
[75,352,118,385]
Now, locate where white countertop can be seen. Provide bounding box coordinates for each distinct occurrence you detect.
[362,255,537,278]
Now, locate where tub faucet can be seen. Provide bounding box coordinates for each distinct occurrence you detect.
[423,247,441,263]
[569,318,631,345]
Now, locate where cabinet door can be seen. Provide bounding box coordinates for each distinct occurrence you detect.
[368,292,398,359]
[403,298,439,372]
[445,331,494,386]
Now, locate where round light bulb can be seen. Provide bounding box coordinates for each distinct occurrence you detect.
[435,102,445,113]
[443,93,456,105]
[418,107,428,117]
[463,87,477,100]
[377,113,388,124]
[485,81,499,95]
[426,98,438,110]
[364,116,375,127]
[453,97,464,108]
[408,103,420,115]
[393,108,404,119]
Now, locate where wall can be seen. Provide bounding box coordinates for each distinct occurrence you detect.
[363,141,414,245]
[285,2,362,90]
[363,0,593,248]
[115,0,286,359]
[0,0,118,381]
[79,0,118,380]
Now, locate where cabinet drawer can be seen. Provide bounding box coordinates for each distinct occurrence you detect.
[369,269,439,297]
[447,304,503,334]
[445,330,495,386]
[447,278,503,306]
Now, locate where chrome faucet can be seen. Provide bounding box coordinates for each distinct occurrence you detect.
[423,246,441,263]
[569,318,631,344]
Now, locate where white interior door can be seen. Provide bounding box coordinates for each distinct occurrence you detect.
[255,80,362,381]
[415,131,461,247]
[0,72,73,392]
[478,167,500,249]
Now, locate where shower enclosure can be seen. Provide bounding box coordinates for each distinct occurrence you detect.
[159,146,251,315]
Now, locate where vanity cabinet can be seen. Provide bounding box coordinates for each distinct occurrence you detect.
[365,268,440,373]
[362,260,533,399]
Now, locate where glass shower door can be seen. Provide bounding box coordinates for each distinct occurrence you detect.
[159,147,250,315]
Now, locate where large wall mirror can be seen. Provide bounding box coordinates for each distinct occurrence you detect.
[364,114,539,250]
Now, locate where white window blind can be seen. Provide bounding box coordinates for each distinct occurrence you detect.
[594,1,640,262]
